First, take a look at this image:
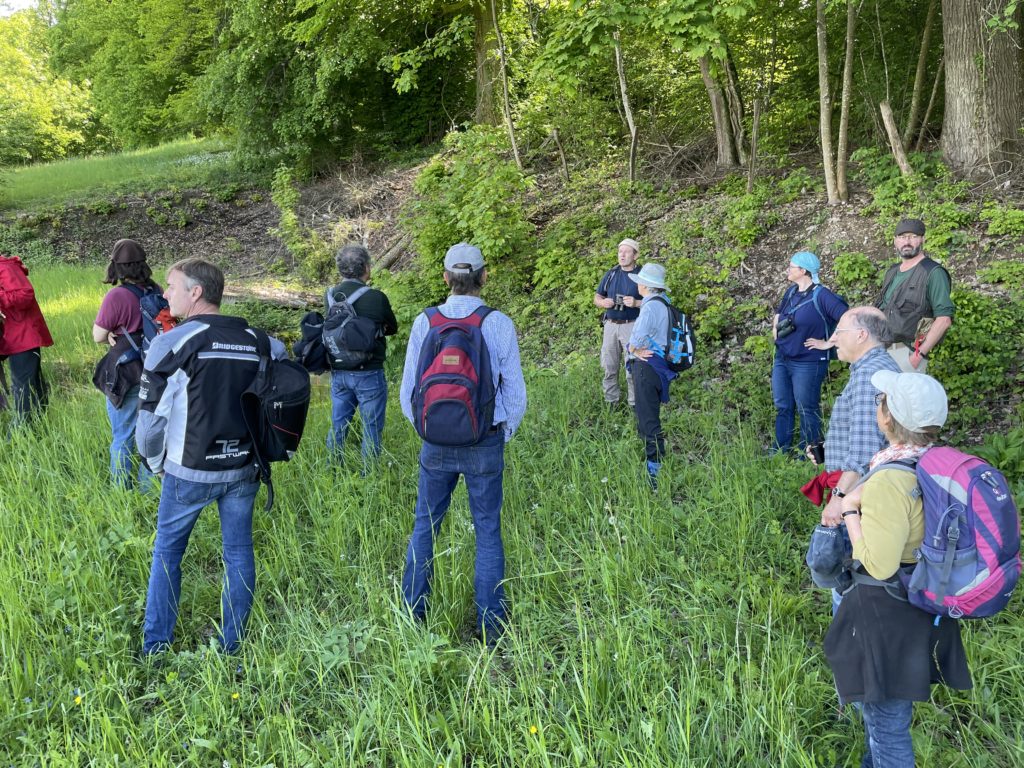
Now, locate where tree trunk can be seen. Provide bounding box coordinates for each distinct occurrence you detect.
[835,0,861,203]
[613,33,639,182]
[490,0,521,170]
[915,58,944,152]
[722,45,747,165]
[747,98,761,194]
[816,0,839,204]
[941,0,1024,179]
[473,1,500,125]
[552,127,570,182]
[880,101,914,176]
[699,56,738,168]
[902,0,938,149]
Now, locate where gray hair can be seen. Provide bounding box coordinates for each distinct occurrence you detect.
[850,306,890,345]
[335,244,371,280]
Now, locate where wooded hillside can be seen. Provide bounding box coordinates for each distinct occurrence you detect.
[2,1,1022,184]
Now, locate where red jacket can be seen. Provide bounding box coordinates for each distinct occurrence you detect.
[0,255,53,356]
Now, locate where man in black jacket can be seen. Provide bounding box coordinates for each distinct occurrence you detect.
[136,258,286,655]
[325,244,398,468]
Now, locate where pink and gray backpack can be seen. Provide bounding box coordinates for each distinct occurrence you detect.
[884,446,1021,619]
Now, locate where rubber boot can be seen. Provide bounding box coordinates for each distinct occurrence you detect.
[646,460,661,492]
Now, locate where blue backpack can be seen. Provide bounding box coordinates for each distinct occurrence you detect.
[411,306,496,446]
[123,283,175,355]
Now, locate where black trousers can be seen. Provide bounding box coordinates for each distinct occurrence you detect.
[4,348,47,420]
[632,360,665,463]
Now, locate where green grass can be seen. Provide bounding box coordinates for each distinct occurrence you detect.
[0,137,248,211]
[1,265,1022,766]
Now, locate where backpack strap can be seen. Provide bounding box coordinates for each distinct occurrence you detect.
[244,327,275,511]
[326,284,371,309]
[852,459,919,494]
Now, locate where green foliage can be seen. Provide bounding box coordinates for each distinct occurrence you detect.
[929,289,1024,430]
[976,424,1024,492]
[0,10,96,164]
[979,203,1024,237]
[270,164,331,283]
[50,0,218,149]
[830,251,878,298]
[775,167,820,203]
[0,223,58,264]
[979,260,1024,295]
[405,127,533,268]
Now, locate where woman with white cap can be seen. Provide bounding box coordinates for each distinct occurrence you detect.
[625,263,675,491]
[824,371,971,767]
[770,250,847,457]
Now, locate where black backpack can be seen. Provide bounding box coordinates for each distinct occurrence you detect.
[322,285,379,370]
[652,295,696,372]
[240,329,312,510]
[293,310,330,374]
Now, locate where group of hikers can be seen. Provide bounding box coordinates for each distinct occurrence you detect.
[0,213,1017,768]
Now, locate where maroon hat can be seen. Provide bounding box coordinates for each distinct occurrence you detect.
[111,238,147,264]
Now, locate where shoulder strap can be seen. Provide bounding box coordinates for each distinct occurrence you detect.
[853,460,919,493]
[122,283,146,299]
[348,286,371,305]
[244,327,274,510]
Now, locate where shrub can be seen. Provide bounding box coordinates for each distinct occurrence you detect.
[979,260,1024,295]
[830,251,878,301]
[404,126,533,268]
[929,289,1024,430]
[979,203,1024,237]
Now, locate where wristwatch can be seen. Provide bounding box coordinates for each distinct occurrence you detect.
[833,488,847,499]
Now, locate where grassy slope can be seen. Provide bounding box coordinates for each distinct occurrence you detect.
[0,137,242,211]
[1,266,1021,766]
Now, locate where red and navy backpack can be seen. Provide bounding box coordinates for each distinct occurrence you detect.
[411,306,496,446]
[883,446,1021,619]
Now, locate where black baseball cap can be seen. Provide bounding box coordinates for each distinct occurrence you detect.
[894,218,926,236]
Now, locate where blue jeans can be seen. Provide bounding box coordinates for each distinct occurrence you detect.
[402,429,507,639]
[771,355,829,452]
[860,699,915,768]
[143,472,260,654]
[106,386,154,490]
[327,368,387,466]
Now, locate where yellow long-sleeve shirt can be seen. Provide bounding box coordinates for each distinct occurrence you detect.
[852,468,924,580]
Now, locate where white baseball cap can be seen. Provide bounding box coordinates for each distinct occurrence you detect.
[870,371,948,431]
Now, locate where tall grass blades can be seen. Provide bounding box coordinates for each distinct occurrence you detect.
[0,266,1021,766]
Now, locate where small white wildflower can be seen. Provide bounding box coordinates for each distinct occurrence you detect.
[601,477,608,484]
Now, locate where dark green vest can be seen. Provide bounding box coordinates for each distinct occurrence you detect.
[876,258,948,345]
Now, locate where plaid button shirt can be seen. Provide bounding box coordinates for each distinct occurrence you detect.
[824,345,902,475]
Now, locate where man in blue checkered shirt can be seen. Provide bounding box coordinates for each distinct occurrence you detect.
[815,306,900,527]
